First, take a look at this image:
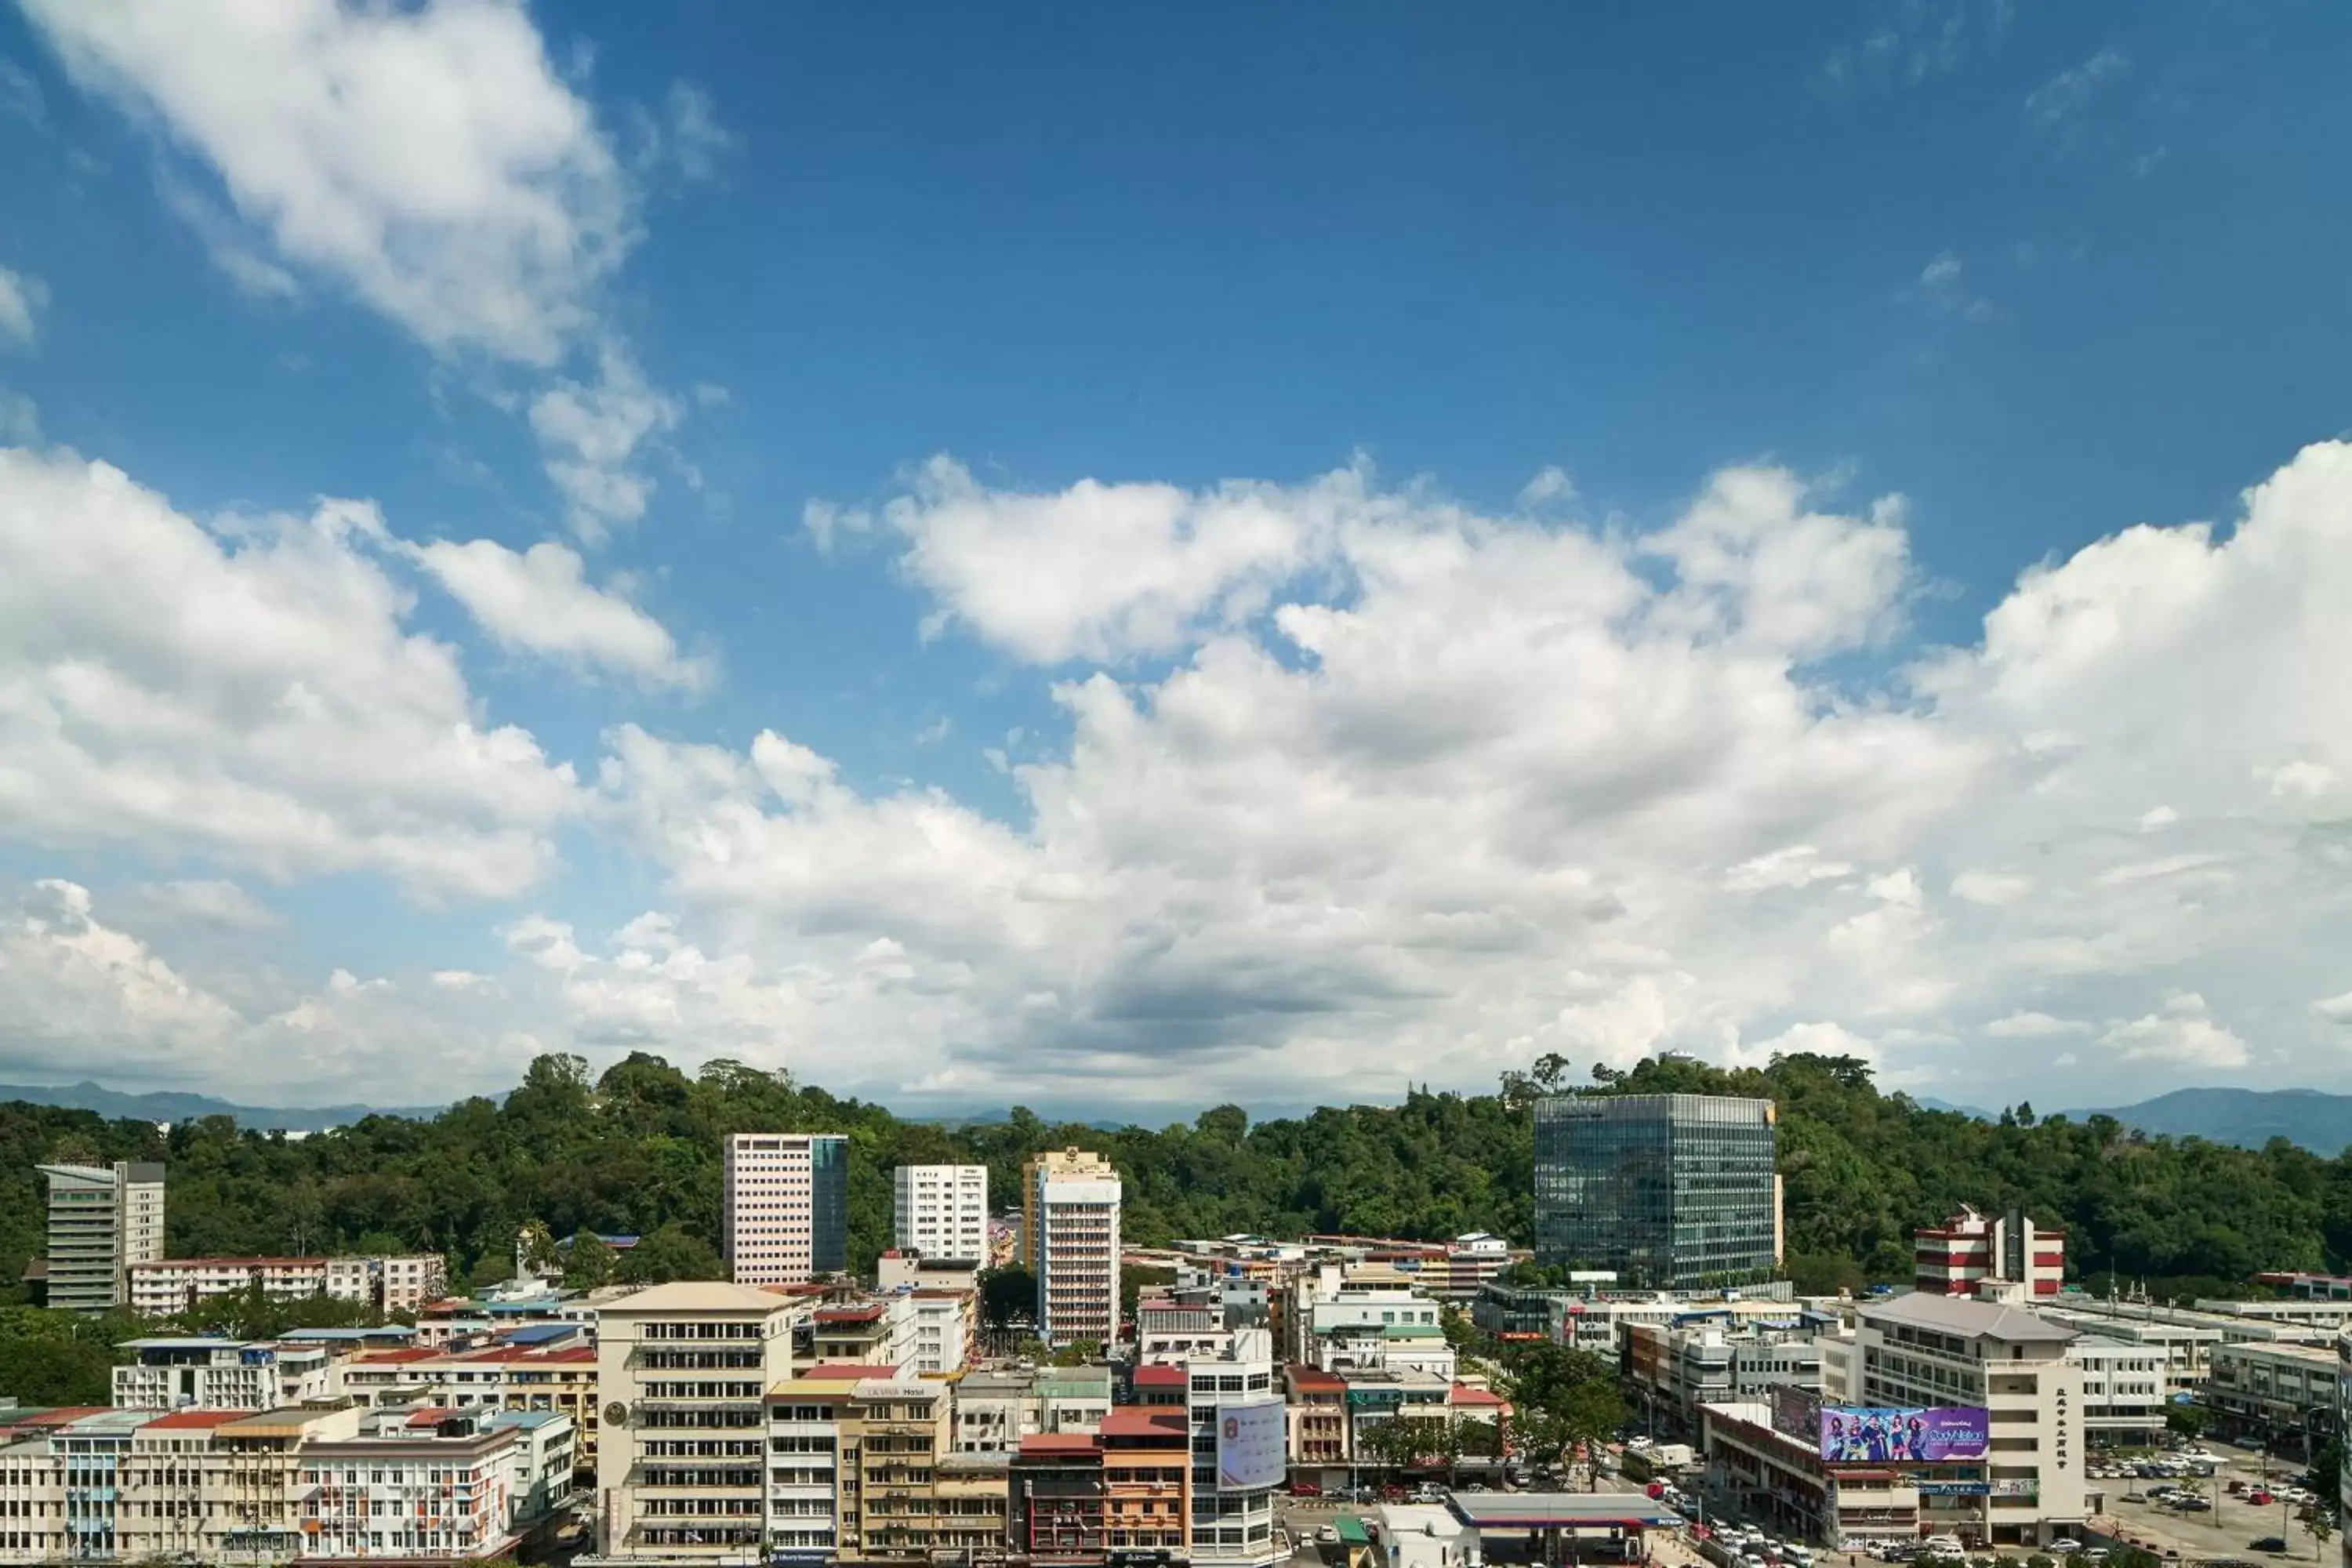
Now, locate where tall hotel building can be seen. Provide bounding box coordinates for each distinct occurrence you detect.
[1023,1149,1122,1348]
[892,1164,989,1263]
[721,1133,848,1286]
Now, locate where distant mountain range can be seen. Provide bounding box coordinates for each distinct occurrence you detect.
[2077,1087,2352,1155]
[0,1080,446,1132]
[1914,1085,2352,1155]
[9,1077,2351,1154]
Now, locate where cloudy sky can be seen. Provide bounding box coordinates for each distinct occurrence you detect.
[2,1,2351,1116]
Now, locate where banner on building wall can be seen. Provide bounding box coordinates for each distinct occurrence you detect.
[1216,1399,1287,1490]
[1817,1406,1990,1464]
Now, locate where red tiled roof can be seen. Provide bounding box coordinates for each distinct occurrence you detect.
[144,1410,249,1429]
[1098,1409,1186,1438]
[1286,1364,1345,1392]
[815,1304,887,1323]
[803,1362,905,1379]
[351,1348,441,1364]
[1131,1366,1187,1387]
[1450,1383,1508,1407]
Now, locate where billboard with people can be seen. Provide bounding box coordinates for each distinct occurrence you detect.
[1817,1405,1989,1463]
[1216,1399,1287,1490]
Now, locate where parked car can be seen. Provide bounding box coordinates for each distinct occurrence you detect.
[2249,1537,2288,1554]
[2049,1539,2085,1555]
[1289,1482,1323,1498]
[1316,1526,1339,1544]
[2249,1491,2276,1507]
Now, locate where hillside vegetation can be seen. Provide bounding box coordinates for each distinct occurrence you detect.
[4,1050,2345,1300]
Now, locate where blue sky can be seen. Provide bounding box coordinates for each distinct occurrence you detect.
[2,0,2350,1116]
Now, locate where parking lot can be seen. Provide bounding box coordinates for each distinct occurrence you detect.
[2095,1448,2333,1564]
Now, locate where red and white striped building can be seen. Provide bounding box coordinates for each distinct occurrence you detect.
[1913,1205,2064,1298]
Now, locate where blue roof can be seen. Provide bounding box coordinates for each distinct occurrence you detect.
[485,1408,571,1430]
[504,1323,576,1344]
[283,1326,416,1342]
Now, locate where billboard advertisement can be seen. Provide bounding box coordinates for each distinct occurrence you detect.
[1817,1406,1989,1464]
[1216,1399,1287,1490]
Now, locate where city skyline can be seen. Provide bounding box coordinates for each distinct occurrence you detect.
[4,2,2352,1115]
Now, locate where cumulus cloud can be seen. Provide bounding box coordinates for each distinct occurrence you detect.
[25,437,2352,1109]
[564,438,2352,1109]
[0,445,579,898]
[20,0,631,364]
[20,0,689,545]
[0,878,553,1099]
[410,536,709,690]
[1983,1011,2092,1039]
[528,347,682,542]
[2026,48,2129,135]
[2096,993,2250,1069]
[0,266,48,347]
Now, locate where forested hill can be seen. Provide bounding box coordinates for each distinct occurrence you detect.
[2,1051,2345,1298]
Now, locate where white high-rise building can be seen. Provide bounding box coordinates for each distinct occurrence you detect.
[721,1132,848,1286]
[892,1164,988,1262]
[1186,1330,1282,1568]
[39,1160,165,1312]
[1023,1149,1122,1348]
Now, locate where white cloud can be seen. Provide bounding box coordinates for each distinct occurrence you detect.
[2026,49,2129,134]
[1951,869,2031,906]
[653,81,731,182]
[0,390,38,445]
[841,452,1908,669]
[1915,250,1991,321]
[861,454,1369,662]
[0,877,557,1098]
[20,0,633,366]
[564,437,2352,1110]
[528,347,681,543]
[1518,465,1576,509]
[1816,0,2011,94]
[1724,845,1853,893]
[410,536,710,690]
[20,0,695,550]
[2096,993,2249,1069]
[0,445,579,898]
[1983,1011,2092,1039]
[0,58,46,128]
[118,879,281,931]
[28,437,2352,1109]
[2314,992,2352,1025]
[0,266,48,347]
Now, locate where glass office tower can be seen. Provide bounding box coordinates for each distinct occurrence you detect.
[1533,1093,1778,1287]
